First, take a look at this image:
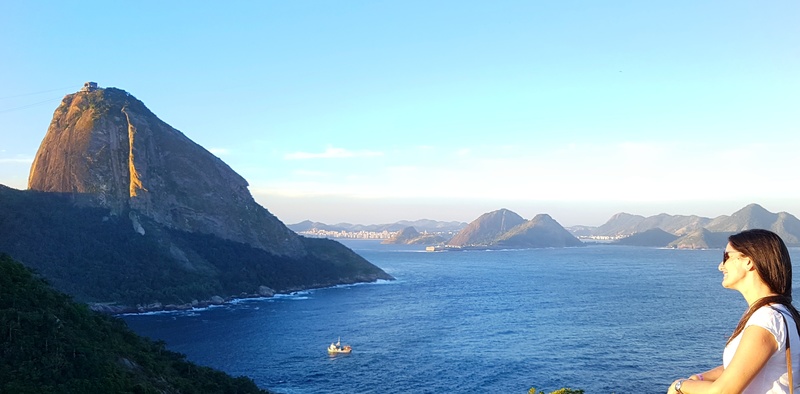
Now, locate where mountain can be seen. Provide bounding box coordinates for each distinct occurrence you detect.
[29,87,301,257]
[383,226,421,244]
[447,208,526,247]
[381,226,449,245]
[445,209,582,249]
[590,204,800,247]
[288,220,350,233]
[614,228,679,247]
[636,213,709,236]
[668,228,732,249]
[704,203,800,245]
[1,85,392,309]
[593,212,707,237]
[0,253,270,393]
[494,214,584,248]
[592,213,646,237]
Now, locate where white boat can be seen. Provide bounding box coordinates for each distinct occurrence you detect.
[327,338,351,354]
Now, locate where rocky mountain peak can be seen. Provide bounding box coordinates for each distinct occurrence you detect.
[447,208,526,247]
[495,213,583,248]
[28,86,304,256]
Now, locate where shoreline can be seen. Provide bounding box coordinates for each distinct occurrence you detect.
[94,277,395,316]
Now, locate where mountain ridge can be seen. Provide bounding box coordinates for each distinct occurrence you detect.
[292,203,800,249]
[600,203,800,248]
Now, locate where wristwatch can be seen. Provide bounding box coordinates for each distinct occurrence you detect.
[675,379,686,394]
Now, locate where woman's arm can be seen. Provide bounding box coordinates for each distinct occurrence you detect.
[667,326,777,393]
[690,365,723,382]
[667,366,723,393]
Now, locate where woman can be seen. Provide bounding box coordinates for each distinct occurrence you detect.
[668,229,800,394]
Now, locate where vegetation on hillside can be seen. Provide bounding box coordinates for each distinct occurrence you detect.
[0,185,391,308]
[0,253,270,394]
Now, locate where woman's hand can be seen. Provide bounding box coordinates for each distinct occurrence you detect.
[666,379,680,394]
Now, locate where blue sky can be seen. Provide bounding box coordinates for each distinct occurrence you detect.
[1,1,798,226]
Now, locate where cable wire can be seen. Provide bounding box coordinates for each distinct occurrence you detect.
[0,97,65,114]
[0,85,81,101]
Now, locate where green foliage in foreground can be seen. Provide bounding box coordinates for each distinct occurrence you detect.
[529,388,585,394]
[0,253,270,394]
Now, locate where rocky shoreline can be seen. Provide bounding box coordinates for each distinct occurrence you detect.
[89,285,277,315]
[91,274,392,315]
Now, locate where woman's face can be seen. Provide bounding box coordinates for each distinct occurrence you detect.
[719,243,749,289]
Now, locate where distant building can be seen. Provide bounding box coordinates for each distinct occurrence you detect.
[81,81,98,92]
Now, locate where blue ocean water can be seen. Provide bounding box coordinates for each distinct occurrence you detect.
[122,241,800,393]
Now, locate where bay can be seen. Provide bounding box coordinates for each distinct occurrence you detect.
[122,241,800,393]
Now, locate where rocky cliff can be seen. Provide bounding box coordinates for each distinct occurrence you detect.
[28,87,302,256]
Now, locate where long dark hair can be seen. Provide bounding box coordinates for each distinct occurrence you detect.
[726,229,800,345]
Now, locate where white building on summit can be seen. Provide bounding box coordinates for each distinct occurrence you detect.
[81,81,98,92]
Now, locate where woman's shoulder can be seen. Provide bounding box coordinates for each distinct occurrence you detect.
[747,306,785,327]
[751,304,788,318]
[746,305,790,341]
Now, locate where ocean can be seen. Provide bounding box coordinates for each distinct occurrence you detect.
[122,240,799,393]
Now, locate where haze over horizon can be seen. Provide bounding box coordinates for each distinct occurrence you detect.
[2,2,798,227]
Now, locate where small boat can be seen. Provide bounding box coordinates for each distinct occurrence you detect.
[327,338,351,355]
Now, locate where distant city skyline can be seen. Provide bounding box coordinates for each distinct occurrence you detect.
[2,2,798,227]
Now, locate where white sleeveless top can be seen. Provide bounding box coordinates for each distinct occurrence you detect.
[723,305,800,393]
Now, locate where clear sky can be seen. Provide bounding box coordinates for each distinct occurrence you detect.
[1,1,798,227]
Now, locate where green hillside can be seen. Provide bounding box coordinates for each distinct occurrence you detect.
[0,253,269,394]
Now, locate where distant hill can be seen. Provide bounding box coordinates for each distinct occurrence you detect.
[448,209,526,247]
[0,253,270,393]
[614,228,679,247]
[592,203,800,248]
[288,220,350,233]
[446,209,582,249]
[381,226,449,245]
[704,203,800,245]
[289,219,466,234]
[669,228,732,249]
[592,213,647,237]
[495,214,584,248]
[593,213,708,237]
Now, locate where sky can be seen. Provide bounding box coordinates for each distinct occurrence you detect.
[1,1,798,227]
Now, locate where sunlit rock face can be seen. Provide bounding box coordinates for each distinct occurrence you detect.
[29,87,304,257]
